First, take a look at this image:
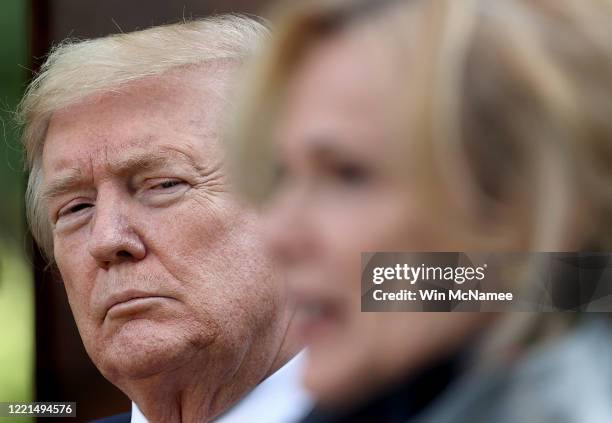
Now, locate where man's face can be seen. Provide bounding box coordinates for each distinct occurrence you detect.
[41,64,289,384]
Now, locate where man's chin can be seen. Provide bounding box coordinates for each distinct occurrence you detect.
[95,319,211,381]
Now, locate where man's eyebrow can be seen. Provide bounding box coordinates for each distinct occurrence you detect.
[42,149,198,201]
[42,168,89,202]
[108,148,197,176]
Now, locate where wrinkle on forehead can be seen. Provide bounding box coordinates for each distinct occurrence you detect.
[41,62,235,204]
[42,144,207,203]
[47,134,158,173]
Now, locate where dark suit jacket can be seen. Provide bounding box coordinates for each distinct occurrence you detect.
[89,411,131,423]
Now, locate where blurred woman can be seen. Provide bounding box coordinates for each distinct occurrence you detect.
[230,0,612,421]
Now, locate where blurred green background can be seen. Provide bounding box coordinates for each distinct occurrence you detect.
[0,0,34,422]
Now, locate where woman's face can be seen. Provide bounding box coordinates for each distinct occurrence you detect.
[265,27,487,406]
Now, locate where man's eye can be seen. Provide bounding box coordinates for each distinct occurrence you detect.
[58,203,93,218]
[150,179,185,190]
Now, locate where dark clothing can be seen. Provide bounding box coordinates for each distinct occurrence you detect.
[300,354,461,423]
[90,411,131,423]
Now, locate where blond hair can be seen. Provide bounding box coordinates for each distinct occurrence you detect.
[18,15,269,260]
[229,0,612,352]
[231,0,612,251]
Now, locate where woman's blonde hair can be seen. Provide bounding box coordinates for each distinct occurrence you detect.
[17,15,269,260]
[231,0,612,252]
[229,0,612,354]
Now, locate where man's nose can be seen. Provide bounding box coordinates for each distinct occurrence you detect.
[87,197,146,269]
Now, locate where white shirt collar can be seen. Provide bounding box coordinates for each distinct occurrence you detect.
[131,350,312,423]
[131,402,148,423]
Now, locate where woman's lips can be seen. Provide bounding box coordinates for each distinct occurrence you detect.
[296,299,343,343]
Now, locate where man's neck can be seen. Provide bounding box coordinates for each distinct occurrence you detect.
[116,312,302,423]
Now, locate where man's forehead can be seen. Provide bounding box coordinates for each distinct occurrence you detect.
[41,62,234,189]
[43,62,235,149]
[47,142,199,175]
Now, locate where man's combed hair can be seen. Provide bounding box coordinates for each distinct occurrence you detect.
[17,15,269,260]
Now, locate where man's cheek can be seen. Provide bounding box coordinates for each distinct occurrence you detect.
[64,282,85,318]
[59,265,93,324]
[163,217,228,258]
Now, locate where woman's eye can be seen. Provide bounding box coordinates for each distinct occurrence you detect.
[331,162,370,185]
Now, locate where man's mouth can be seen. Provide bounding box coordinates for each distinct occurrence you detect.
[103,290,173,321]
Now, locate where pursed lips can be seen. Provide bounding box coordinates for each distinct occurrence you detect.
[102,289,173,321]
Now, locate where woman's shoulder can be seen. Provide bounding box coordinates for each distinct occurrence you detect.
[415,318,612,423]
